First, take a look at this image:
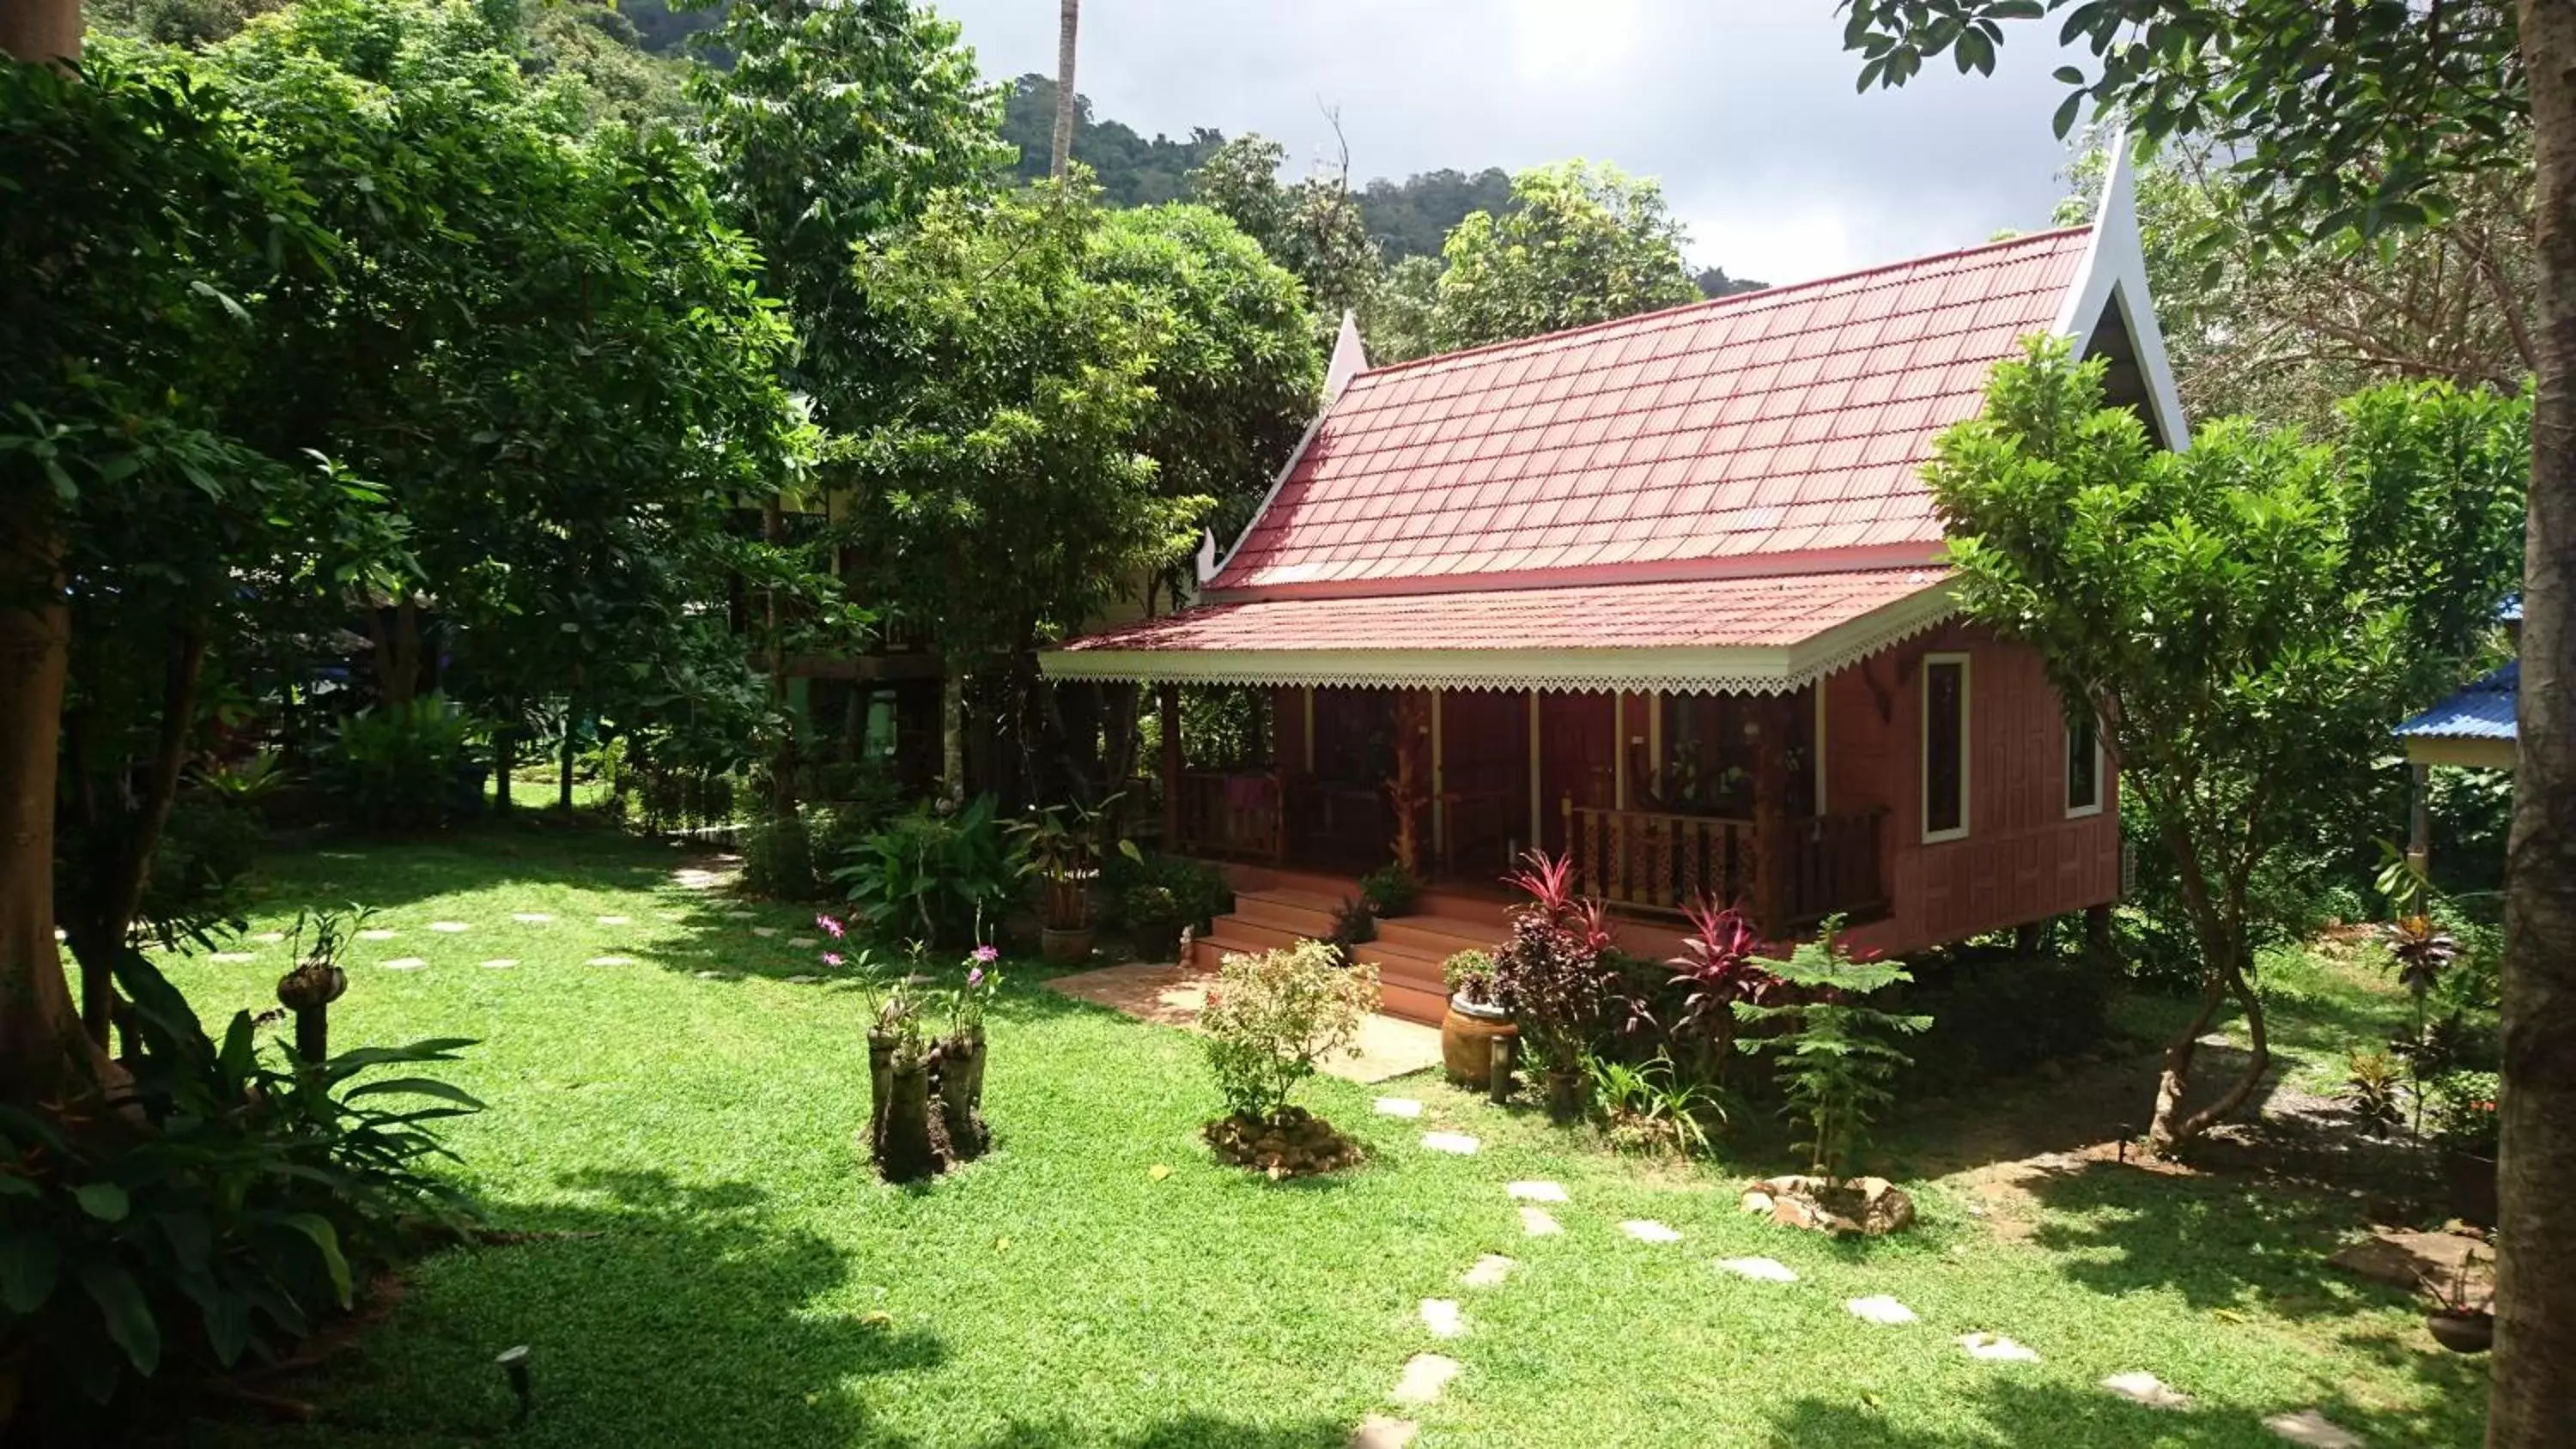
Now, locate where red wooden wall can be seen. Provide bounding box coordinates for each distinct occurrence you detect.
[1825,621,2121,958]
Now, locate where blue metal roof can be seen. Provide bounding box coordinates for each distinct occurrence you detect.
[2501,596,2523,623]
[2395,660,2519,741]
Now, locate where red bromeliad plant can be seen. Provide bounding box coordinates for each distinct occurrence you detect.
[1496,851,1619,1106]
[1667,897,1778,1046]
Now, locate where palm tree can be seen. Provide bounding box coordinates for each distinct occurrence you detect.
[1049,0,1078,180]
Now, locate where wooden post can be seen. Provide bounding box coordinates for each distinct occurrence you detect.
[1157,682,1182,852]
[2085,903,2114,972]
[1752,694,1788,935]
[2406,760,2433,877]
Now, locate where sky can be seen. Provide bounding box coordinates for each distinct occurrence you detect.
[933,1,2093,287]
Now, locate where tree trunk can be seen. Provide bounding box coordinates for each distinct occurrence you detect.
[494,722,514,814]
[70,627,206,1045]
[2495,5,2576,1440]
[1050,0,1080,182]
[764,497,793,815]
[0,0,78,72]
[941,665,965,807]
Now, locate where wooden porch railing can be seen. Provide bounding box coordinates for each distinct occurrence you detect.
[1174,770,1284,863]
[1562,801,1887,936]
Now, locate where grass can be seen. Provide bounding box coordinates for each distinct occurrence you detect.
[164,826,2485,1447]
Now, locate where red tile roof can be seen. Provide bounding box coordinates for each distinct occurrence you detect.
[1208,226,2092,597]
[1063,568,1949,656]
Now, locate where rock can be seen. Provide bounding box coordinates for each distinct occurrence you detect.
[1844,1295,1917,1325]
[2329,1230,2490,1300]
[1460,1254,1515,1288]
[1619,1220,1682,1244]
[585,955,638,967]
[1420,1131,1479,1155]
[1956,1332,2040,1363]
[1717,1257,1798,1283]
[1388,1354,1459,1406]
[380,957,428,971]
[2101,1372,2191,1410]
[1417,1299,1464,1338]
[783,973,820,984]
[595,915,631,926]
[512,912,553,924]
[2263,1409,2364,1447]
[1739,1190,1775,1215]
[428,922,470,933]
[1506,1180,1568,1203]
[1518,1207,1562,1237]
[1753,1173,1917,1237]
[357,929,398,942]
[1372,1097,1424,1119]
[479,959,519,969]
[1348,1416,1417,1449]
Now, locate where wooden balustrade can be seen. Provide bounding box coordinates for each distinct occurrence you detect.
[1174,771,1284,863]
[1562,800,1887,934]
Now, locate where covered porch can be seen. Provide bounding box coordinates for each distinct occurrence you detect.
[1151,680,1888,940]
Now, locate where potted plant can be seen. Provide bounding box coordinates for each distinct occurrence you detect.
[1009,793,1137,966]
[1124,883,1185,962]
[1439,948,1517,1089]
[1492,851,1619,1121]
[2423,1251,2494,1354]
[276,905,367,1065]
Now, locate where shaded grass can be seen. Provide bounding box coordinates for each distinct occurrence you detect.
[166,827,2482,1447]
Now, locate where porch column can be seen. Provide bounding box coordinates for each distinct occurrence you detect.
[1431,689,1447,870]
[2407,760,2432,877]
[1527,689,1542,856]
[1752,692,1789,935]
[1157,682,1182,850]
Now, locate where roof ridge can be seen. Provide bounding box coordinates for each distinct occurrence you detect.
[1354,224,2094,384]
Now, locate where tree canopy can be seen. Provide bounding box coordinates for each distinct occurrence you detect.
[1427,160,1704,354]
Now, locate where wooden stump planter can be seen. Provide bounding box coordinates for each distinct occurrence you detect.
[1204,1106,1362,1179]
[867,1032,992,1184]
[1440,995,1517,1090]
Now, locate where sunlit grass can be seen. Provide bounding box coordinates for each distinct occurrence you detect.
[170,827,2483,1447]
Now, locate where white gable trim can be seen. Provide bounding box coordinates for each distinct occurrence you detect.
[2051,136,2191,452]
[1199,311,1366,587]
[1042,578,1958,696]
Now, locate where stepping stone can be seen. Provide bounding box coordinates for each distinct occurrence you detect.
[784,974,821,984]
[595,915,632,926]
[1717,1257,1798,1283]
[2101,1372,2190,1410]
[787,936,817,949]
[725,909,756,919]
[1460,1255,1516,1288]
[1519,1207,1563,1237]
[2264,1410,2364,1447]
[357,929,398,942]
[209,952,257,963]
[1957,1332,2040,1363]
[1844,1295,1918,1325]
[513,912,554,924]
[1372,1097,1424,1119]
[1349,1415,1417,1448]
[381,957,427,971]
[479,959,518,969]
[1506,1180,1567,1203]
[1417,1299,1464,1339]
[252,931,286,943]
[750,926,780,938]
[693,970,729,980]
[428,921,470,933]
[1619,1220,1683,1243]
[1419,1131,1479,1155]
[319,851,366,860]
[586,955,639,967]
[1388,1353,1459,1407]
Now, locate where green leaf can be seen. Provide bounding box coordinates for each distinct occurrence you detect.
[0,1232,61,1313]
[343,1076,487,1113]
[79,1261,161,1375]
[74,1181,131,1223]
[2051,89,2086,140]
[269,1213,354,1307]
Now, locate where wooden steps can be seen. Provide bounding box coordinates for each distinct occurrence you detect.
[1191,885,1513,1028]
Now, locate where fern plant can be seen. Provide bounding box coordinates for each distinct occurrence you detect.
[1733,920,1929,1182]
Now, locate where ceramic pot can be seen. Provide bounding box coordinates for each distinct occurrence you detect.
[1441,996,1518,1089]
[1041,925,1094,966]
[1130,919,1182,963]
[2427,1310,2494,1355]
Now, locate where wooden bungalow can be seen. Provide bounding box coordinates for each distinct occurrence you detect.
[1042,152,2186,1025]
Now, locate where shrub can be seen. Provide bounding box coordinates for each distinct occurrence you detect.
[1493,851,1618,1077]
[1200,940,1380,1124]
[2426,1070,2500,1155]
[1899,955,2112,1093]
[1735,922,1930,1182]
[319,694,483,831]
[1581,1052,1727,1157]
[0,952,481,1421]
[1613,899,1775,1085]
[835,795,1026,946]
[739,809,821,900]
[1358,861,1423,918]
[1102,851,1233,932]
[1443,949,1498,1006]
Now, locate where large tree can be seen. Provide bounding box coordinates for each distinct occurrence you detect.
[1187,132,1385,337]
[1428,159,1703,352]
[1838,3,2566,1436]
[1929,342,2524,1149]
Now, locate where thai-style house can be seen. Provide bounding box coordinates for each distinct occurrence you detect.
[1042,152,2188,1025]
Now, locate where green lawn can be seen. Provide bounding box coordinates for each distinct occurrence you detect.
[168,828,2484,1447]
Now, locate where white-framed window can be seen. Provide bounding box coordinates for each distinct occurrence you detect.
[2066,710,2105,818]
[1920,652,1971,843]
